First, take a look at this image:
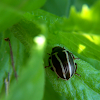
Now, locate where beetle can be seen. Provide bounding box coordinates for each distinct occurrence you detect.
[45,46,80,80]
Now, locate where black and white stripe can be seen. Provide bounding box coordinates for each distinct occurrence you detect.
[49,46,76,80]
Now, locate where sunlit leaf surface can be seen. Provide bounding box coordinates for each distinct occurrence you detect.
[0,0,100,100]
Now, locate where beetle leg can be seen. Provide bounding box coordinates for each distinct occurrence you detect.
[45,56,51,68]
[47,53,51,55]
[70,53,79,60]
[75,63,81,77]
[45,56,54,72]
[50,67,54,71]
[75,73,81,77]
[75,63,77,72]
[57,76,60,80]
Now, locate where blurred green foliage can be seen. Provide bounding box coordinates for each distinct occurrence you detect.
[42,0,98,16]
[0,0,100,100]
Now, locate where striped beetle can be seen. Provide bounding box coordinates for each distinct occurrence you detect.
[45,46,80,80]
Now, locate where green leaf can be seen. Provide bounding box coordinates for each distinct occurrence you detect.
[0,27,46,100]
[45,59,100,99]
[0,5,21,32]
[42,0,69,16]
[23,2,100,63]
[0,12,47,99]
[7,35,46,100]
[43,77,66,100]
[0,0,100,100]
[11,18,42,50]
[18,1,100,99]
[0,0,46,32]
[0,31,25,93]
[42,0,98,16]
[0,0,46,11]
